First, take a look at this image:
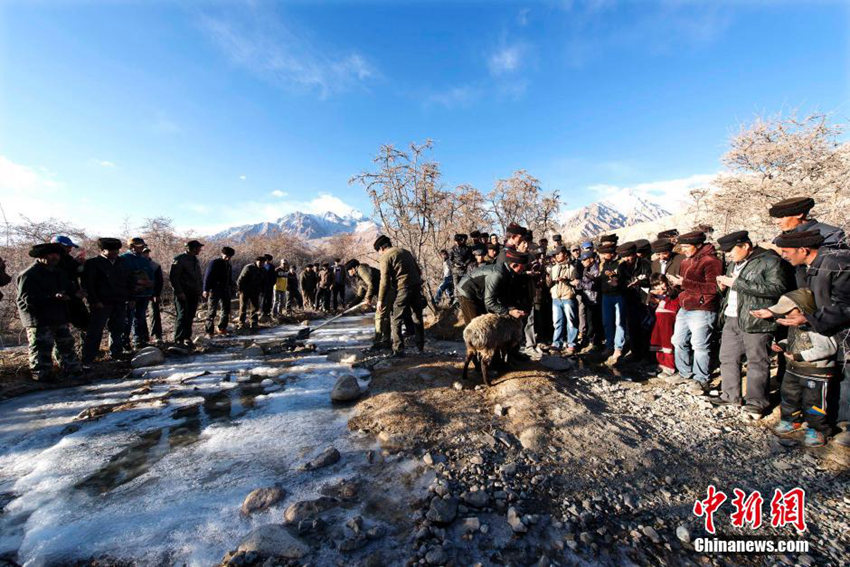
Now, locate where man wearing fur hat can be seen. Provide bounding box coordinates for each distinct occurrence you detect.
[17,243,83,381]
[650,239,683,279]
[713,230,793,417]
[449,233,473,295]
[667,231,722,390]
[170,240,204,346]
[82,238,131,365]
[769,196,846,250]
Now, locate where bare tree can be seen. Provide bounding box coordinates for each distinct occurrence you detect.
[702,112,850,242]
[488,170,561,237]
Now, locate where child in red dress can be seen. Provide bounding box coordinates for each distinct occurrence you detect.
[649,274,680,376]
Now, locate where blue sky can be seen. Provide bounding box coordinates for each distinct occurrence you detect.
[0,0,847,235]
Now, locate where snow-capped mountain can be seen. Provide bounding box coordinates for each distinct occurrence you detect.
[210,211,376,242]
[560,189,671,240]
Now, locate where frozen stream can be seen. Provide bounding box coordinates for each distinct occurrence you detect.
[0,315,387,566]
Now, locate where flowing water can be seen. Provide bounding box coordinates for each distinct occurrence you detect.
[0,315,386,566]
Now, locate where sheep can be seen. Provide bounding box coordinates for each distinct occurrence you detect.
[462,313,524,386]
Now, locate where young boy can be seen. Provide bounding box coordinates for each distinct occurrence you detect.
[649,274,680,377]
[753,289,838,447]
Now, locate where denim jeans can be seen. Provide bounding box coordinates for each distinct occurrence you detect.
[552,298,578,348]
[601,294,626,350]
[124,298,150,348]
[672,309,717,384]
[435,276,454,303]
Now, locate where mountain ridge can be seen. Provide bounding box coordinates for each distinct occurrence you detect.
[209,211,376,242]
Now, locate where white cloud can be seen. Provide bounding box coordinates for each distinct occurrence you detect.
[92,159,116,168]
[239,175,247,181]
[488,45,524,76]
[198,5,377,98]
[517,8,531,26]
[270,190,287,198]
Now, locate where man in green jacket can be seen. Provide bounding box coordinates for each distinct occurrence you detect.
[17,243,83,381]
[713,231,793,416]
[375,235,425,357]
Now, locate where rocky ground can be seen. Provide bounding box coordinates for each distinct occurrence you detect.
[1,311,847,567]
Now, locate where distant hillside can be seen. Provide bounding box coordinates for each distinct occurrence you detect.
[210,211,377,242]
[560,189,671,242]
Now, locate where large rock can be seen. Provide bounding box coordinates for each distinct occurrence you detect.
[236,524,309,559]
[507,506,527,533]
[243,343,265,358]
[241,486,286,516]
[330,375,361,402]
[301,447,341,470]
[327,350,365,364]
[426,496,458,525]
[131,346,165,368]
[283,497,339,524]
[518,426,548,452]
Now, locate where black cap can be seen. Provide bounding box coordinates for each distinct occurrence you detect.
[717,230,751,252]
[263,254,273,261]
[29,242,65,258]
[598,243,617,254]
[186,240,204,249]
[774,230,824,249]
[454,233,468,242]
[599,234,619,244]
[554,245,568,255]
[469,230,481,239]
[221,246,235,257]
[616,242,637,256]
[344,259,360,271]
[650,239,674,253]
[472,245,486,256]
[634,239,651,254]
[505,223,528,236]
[552,234,562,241]
[373,235,391,251]
[486,243,499,251]
[769,197,815,218]
[657,229,679,240]
[97,237,122,251]
[678,231,707,246]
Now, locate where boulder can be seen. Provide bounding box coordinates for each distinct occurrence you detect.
[302,447,341,470]
[377,430,406,452]
[236,524,309,559]
[507,506,527,533]
[518,426,548,452]
[327,349,365,365]
[462,490,489,508]
[131,346,165,368]
[283,497,339,524]
[426,496,458,525]
[243,343,265,358]
[330,375,361,402]
[241,486,286,516]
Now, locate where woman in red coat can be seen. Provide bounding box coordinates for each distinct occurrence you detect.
[649,274,680,376]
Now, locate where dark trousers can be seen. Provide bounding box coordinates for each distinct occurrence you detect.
[261,285,274,315]
[302,286,316,309]
[458,296,483,326]
[174,294,200,343]
[625,295,650,360]
[781,370,832,433]
[317,288,331,311]
[582,296,602,345]
[332,283,345,310]
[26,324,81,379]
[719,317,772,409]
[148,299,163,341]
[83,302,126,363]
[391,288,424,353]
[206,293,231,334]
[124,298,151,348]
[69,297,90,331]
[238,292,261,327]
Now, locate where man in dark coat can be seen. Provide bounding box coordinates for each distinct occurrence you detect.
[332,259,346,310]
[170,240,204,345]
[0,256,11,302]
[300,264,318,310]
[449,234,473,293]
[346,259,380,305]
[261,254,275,318]
[17,243,83,381]
[236,256,265,330]
[769,196,846,250]
[714,231,793,416]
[203,246,235,337]
[120,237,156,349]
[375,235,425,357]
[82,238,131,364]
[766,230,850,445]
[286,266,302,310]
[650,239,684,279]
[142,247,164,344]
[667,231,723,390]
[52,235,89,332]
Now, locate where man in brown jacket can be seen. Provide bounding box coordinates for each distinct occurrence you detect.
[375,235,424,357]
[667,231,723,390]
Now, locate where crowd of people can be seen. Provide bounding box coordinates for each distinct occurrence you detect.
[443,196,849,448]
[6,195,849,447]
